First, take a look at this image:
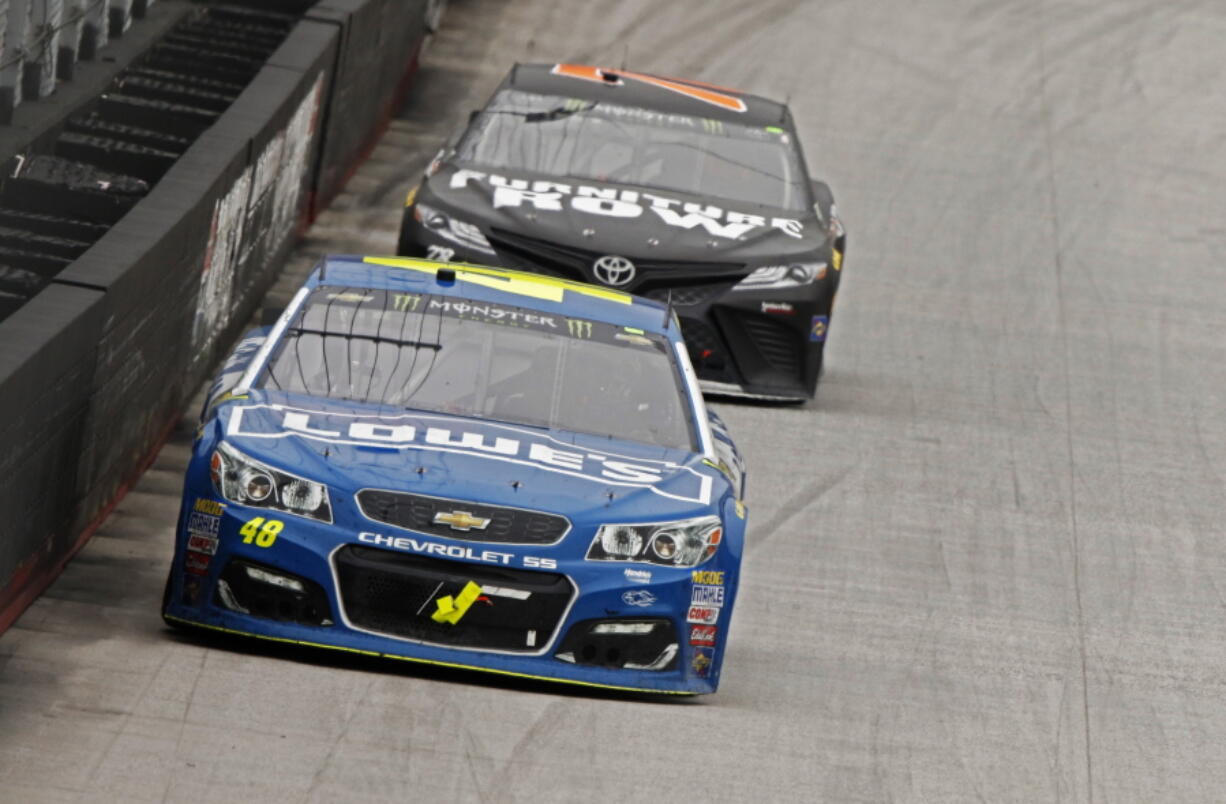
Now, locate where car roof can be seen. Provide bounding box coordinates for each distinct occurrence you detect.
[308,255,676,335]
[502,62,790,127]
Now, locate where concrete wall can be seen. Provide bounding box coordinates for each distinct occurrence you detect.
[0,0,430,632]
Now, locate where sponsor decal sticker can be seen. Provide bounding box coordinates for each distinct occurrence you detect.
[393,293,423,312]
[692,570,725,586]
[687,605,719,625]
[691,646,714,677]
[689,624,717,647]
[431,581,488,625]
[433,510,491,532]
[691,584,725,607]
[449,168,804,241]
[622,589,657,607]
[761,302,795,315]
[810,315,828,342]
[426,297,559,328]
[185,552,211,576]
[193,498,225,516]
[482,586,531,601]
[358,532,557,569]
[615,332,654,347]
[229,404,713,504]
[566,318,593,338]
[187,533,218,556]
[187,511,221,536]
[624,568,653,584]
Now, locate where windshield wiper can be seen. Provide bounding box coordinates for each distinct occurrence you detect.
[288,326,442,351]
[487,101,597,124]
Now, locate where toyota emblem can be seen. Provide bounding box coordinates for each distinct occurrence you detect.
[592,255,636,287]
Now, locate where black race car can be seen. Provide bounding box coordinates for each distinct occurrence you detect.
[397,63,846,401]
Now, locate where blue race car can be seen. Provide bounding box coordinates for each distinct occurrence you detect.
[163,256,747,695]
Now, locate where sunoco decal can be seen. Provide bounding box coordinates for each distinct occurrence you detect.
[449,169,804,241]
[227,404,712,504]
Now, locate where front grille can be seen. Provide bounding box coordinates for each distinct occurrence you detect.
[740,313,803,376]
[334,546,573,652]
[642,282,735,308]
[678,316,737,383]
[487,229,746,292]
[356,490,570,544]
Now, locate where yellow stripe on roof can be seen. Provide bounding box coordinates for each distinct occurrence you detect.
[164,614,694,696]
[363,257,632,305]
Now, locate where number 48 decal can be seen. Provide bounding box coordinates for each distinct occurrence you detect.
[240,517,283,547]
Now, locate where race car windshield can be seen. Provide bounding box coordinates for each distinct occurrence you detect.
[459,89,808,211]
[259,287,697,451]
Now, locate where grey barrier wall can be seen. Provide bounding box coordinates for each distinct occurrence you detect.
[0,0,429,631]
[0,284,104,628]
[308,0,429,208]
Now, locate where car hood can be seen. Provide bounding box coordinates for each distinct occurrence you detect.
[217,394,723,523]
[426,163,826,265]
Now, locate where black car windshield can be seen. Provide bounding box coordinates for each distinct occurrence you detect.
[458,89,809,211]
[259,287,697,451]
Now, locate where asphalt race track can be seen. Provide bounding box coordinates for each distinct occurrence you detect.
[3,1,1226,800]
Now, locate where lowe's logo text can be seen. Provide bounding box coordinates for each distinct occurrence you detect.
[225,404,712,504]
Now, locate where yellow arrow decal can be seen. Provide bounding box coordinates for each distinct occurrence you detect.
[431,581,484,625]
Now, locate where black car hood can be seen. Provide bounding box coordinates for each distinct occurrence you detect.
[425,162,826,265]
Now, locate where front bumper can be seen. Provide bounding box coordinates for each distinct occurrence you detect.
[641,283,829,401]
[164,496,737,695]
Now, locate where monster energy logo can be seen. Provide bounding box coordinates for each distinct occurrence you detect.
[393,293,422,312]
[563,97,586,111]
[701,118,724,134]
[566,318,593,338]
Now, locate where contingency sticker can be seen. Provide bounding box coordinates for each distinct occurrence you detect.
[187,498,223,557]
[810,315,829,342]
[690,584,725,607]
[689,624,717,647]
[691,647,715,677]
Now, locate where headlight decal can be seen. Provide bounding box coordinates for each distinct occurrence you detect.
[733,261,827,291]
[212,442,333,523]
[586,515,722,568]
[413,202,495,254]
